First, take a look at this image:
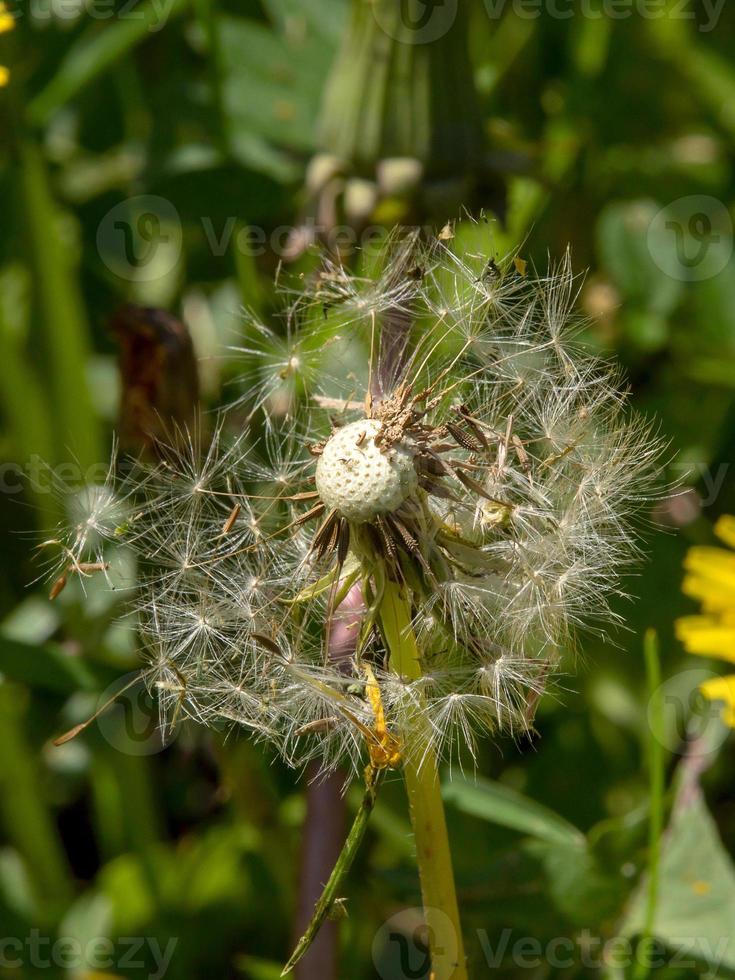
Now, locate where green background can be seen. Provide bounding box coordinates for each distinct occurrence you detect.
[1,1,735,977]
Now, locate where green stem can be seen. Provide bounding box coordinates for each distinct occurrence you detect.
[378,577,468,980]
[319,0,484,178]
[632,629,665,980]
[0,683,73,922]
[17,135,102,472]
[193,0,231,158]
[282,767,384,976]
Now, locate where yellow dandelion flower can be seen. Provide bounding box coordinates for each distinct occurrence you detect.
[676,515,735,726]
[0,2,14,37]
[0,1,15,87]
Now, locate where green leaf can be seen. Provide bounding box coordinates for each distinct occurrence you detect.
[0,264,56,528]
[691,251,735,357]
[621,310,669,354]
[27,0,191,127]
[58,892,114,971]
[0,849,38,925]
[681,44,735,139]
[2,596,60,646]
[442,776,585,848]
[0,633,106,695]
[260,0,346,45]
[620,779,735,972]
[526,838,626,927]
[218,13,338,153]
[0,683,73,917]
[597,200,682,317]
[236,956,288,980]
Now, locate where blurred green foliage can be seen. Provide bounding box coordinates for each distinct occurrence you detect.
[1,1,735,977]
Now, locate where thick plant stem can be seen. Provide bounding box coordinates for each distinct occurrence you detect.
[319,0,484,177]
[379,577,468,980]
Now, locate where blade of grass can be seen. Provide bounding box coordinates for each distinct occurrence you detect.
[90,740,163,906]
[17,136,102,471]
[27,0,191,128]
[0,267,57,528]
[232,222,266,315]
[193,0,231,157]
[632,629,665,980]
[442,775,586,849]
[0,634,109,694]
[0,682,74,921]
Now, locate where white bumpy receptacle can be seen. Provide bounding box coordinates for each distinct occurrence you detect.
[315,419,418,523]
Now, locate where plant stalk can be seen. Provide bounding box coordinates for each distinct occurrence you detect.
[378,576,468,980]
[319,0,484,177]
[632,629,665,980]
[282,767,384,976]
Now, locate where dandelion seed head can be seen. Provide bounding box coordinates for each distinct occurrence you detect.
[51,232,666,775]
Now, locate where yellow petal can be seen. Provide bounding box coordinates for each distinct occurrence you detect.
[676,615,735,662]
[700,674,735,727]
[684,546,735,579]
[0,66,9,88]
[682,573,735,613]
[682,545,735,607]
[0,11,13,34]
[715,515,735,550]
